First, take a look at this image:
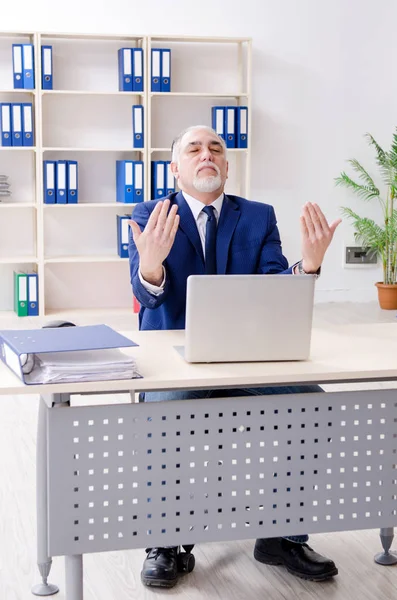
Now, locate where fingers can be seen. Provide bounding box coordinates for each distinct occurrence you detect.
[302,202,339,240]
[329,218,342,234]
[133,200,178,239]
[162,204,179,238]
[299,215,309,238]
[311,203,331,234]
[306,203,325,239]
[302,204,316,239]
[156,199,172,232]
[169,214,180,244]
[128,220,141,243]
[145,200,164,233]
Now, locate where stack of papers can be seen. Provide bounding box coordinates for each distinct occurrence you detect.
[25,348,141,384]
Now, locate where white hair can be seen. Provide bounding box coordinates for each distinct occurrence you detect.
[171,125,227,163]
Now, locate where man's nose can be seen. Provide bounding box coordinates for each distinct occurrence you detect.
[200,147,213,160]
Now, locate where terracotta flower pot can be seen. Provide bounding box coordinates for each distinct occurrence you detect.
[375,282,397,310]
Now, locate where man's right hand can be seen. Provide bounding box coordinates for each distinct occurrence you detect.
[129,199,180,286]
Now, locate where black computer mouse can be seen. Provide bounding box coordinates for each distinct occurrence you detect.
[42,320,76,328]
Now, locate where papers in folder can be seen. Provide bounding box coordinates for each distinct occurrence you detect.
[0,324,141,385]
[25,348,140,384]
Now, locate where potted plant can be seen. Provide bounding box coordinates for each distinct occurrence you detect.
[335,130,397,309]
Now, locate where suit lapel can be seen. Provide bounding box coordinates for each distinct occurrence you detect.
[216,195,240,274]
[175,192,204,264]
[174,191,240,273]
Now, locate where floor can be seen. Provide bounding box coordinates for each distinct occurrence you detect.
[1,301,397,600]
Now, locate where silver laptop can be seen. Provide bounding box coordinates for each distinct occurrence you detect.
[181,274,315,363]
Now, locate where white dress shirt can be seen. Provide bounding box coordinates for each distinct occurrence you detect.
[138,191,224,295]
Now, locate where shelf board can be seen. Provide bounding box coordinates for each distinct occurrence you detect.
[150,35,251,43]
[42,90,144,97]
[0,89,36,94]
[0,147,36,151]
[43,203,137,208]
[0,202,37,208]
[150,92,248,97]
[40,31,145,42]
[44,255,128,264]
[0,256,38,264]
[0,31,35,39]
[42,147,144,153]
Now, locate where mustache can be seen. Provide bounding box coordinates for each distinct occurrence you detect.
[195,162,220,176]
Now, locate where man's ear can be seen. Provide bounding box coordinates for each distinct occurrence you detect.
[170,161,179,178]
[226,161,229,179]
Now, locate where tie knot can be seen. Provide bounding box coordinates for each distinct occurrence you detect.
[202,205,216,221]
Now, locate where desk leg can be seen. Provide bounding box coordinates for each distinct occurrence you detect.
[65,555,83,600]
[32,397,59,596]
[374,528,397,565]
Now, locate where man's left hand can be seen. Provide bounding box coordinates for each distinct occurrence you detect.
[300,202,342,273]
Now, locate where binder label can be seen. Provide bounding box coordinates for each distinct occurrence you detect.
[134,108,143,132]
[135,163,143,188]
[162,51,170,77]
[157,163,165,188]
[19,276,27,301]
[29,276,37,301]
[166,162,174,189]
[121,218,129,244]
[123,49,132,75]
[227,108,235,132]
[43,48,52,74]
[69,164,77,188]
[2,343,21,378]
[152,50,160,76]
[23,105,32,131]
[58,163,66,188]
[46,163,55,188]
[240,109,247,134]
[13,46,22,75]
[216,110,224,134]
[134,51,142,76]
[125,162,133,185]
[1,105,10,130]
[12,106,22,131]
[23,45,33,69]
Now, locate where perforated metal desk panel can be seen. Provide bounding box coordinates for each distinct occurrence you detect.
[47,389,397,556]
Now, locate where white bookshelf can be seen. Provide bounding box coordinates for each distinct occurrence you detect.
[0,31,252,317]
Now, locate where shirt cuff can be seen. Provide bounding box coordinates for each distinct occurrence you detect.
[138,267,166,296]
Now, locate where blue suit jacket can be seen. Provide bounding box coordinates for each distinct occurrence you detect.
[128,191,293,330]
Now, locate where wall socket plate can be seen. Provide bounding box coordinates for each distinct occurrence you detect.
[345,246,377,265]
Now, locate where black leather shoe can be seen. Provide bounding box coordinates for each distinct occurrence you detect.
[254,537,338,581]
[141,547,179,588]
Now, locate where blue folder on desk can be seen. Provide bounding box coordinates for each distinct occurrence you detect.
[0,324,138,385]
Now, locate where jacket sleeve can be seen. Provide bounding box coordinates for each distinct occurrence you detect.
[257,206,293,275]
[128,202,171,309]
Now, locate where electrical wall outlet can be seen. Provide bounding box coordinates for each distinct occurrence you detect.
[345,246,377,265]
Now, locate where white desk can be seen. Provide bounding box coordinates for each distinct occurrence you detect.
[1,323,397,599]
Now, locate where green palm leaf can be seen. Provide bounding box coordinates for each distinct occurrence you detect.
[365,133,387,167]
[365,133,396,191]
[335,172,380,201]
[390,129,397,161]
[347,158,379,192]
[341,208,386,254]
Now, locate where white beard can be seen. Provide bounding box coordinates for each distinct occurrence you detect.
[193,173,222,193]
